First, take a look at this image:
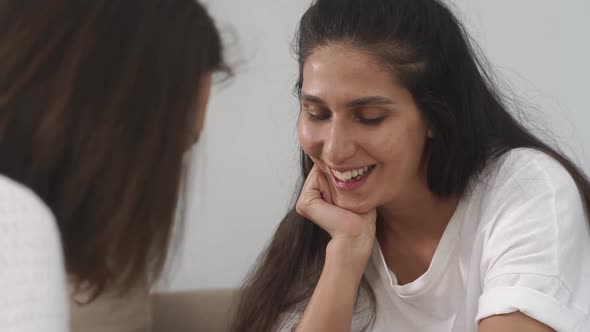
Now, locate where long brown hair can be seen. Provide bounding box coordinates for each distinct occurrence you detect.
[231,0,590,331]
[0,0,229,298]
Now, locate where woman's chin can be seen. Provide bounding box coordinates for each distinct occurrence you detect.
[333,198,375,215]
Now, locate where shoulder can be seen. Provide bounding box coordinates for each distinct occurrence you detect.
[0,175,69,330]
[476,148,581,212]
[0,173,63,271]
[0,173,63,273]
[474,148,587,257]
[0,175,58,242]
[495,148,575,187]
[0,175,53,213]
[491,148,574,186]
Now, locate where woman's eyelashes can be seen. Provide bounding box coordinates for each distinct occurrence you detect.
[355,107,392,125]
[304,110,388,126]
[357,115,387,125]
[306,110,331,121]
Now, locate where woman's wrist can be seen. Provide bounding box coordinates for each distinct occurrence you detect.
[325,238,373,283]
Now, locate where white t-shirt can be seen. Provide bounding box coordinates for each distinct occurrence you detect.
[0,175,69,331]
[362,148,590,332]
[279,148,590,331]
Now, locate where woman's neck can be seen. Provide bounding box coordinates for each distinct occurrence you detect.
[377,190,460,241]
[376,190,460,285]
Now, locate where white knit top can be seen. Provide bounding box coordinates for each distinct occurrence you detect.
[0,175,69,331]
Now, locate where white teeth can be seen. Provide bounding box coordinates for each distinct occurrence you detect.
[332,166,373,182]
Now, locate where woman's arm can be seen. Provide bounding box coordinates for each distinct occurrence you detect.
[295,242,368,332]
[293,166,376,332]
[479,312,554,332]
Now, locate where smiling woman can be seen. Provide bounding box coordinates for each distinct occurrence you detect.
[298,45,433,214]
[230,0,590,331]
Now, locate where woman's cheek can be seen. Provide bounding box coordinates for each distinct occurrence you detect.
[298,121,322,157]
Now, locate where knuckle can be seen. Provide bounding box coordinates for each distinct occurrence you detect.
[295,203,304,215]
[295,199,310,217]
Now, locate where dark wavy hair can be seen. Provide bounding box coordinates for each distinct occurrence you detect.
[231,0,590,331]
[0,0,230,298]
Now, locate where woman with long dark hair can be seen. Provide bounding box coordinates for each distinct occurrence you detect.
[0,1,229,330]
[232,0,590,331]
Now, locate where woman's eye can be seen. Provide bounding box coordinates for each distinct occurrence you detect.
[358,116,386,125]
[307,112,331,121]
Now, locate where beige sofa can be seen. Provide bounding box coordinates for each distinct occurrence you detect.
[152,289,240,332]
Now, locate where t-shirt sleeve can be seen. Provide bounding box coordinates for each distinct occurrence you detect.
[476,152,590,332]
[0,178,69,331]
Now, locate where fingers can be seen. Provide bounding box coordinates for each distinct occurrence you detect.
[314,166,334,205]
[297,165,355,237]
[296,165,377,265]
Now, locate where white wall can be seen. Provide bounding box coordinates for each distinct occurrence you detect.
[162,0,590,291]
[449,0,590,166]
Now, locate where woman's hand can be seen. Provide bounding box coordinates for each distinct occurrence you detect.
[293,165,377,332]
[296,165,377,275]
